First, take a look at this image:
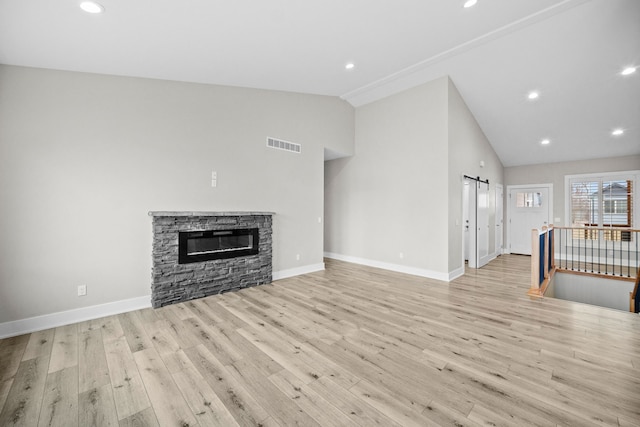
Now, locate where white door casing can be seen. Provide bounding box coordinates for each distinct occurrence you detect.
[463,182,470,261]
[495,184,504,256]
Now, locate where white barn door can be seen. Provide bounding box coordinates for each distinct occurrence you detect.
[465,177,490,269]
[477,181,490,268]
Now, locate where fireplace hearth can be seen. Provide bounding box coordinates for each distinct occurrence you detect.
[148,211,273,308]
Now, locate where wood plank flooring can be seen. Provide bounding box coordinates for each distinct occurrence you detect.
[1,254,639,426]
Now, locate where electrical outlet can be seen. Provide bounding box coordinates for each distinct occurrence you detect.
[399,252,404,259]
[77,285,87,296]
[296,254,300,261]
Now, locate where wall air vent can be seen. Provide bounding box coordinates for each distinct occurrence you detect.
[267,137,301,154]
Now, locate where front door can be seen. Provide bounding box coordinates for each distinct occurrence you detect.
[508,186,551,255]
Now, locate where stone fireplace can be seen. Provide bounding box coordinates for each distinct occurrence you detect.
[148,211,274,308]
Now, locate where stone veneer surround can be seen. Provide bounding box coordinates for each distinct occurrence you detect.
[149,211,274,308]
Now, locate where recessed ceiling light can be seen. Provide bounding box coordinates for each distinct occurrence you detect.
[80,1,104,14]
[345,63,355,70]
[621,66,636,76]
[611,129,624,136]
[528,91,539,100]
[463,0,478,8]
[540,139,550,145]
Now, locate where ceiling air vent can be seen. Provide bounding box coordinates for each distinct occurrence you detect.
[267,137,301,154]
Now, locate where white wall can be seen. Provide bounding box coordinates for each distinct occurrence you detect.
[0,65,354,325]
[447,78,504,273]
[505,155,640,226]
[324,77,450,277]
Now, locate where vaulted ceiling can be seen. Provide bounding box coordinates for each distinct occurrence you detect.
[1,0,638,166]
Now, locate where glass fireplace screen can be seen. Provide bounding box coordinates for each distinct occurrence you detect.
[178,228,259,264]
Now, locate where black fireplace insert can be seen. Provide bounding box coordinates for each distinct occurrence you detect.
[178,228,259,264]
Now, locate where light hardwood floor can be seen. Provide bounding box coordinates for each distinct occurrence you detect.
[1,255,639,426]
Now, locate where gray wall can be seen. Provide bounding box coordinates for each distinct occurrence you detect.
[324,77,504,277]
[0,65,354,324]
[548,273,635,312]
[447,78,504,273]
[505,155,640,226]
[325,77,449,274]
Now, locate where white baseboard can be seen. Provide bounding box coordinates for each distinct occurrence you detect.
[0,262,329,339]
[0,295,151,339]
[448,266,465,281]
[0,263,327,339]
[1,254,471,339]
[272,263,325,281]
[488,252,499,263]
[324,252,451,282]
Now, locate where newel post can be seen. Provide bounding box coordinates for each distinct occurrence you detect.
[529,228,541,297]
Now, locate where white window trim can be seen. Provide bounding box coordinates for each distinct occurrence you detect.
[564,170,640,230]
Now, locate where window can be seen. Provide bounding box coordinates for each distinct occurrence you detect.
[603,199,627,215]
[516,192,542,208]
[566,171,638,241]
[569,179,632,227]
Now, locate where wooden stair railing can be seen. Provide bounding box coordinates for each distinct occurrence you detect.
[530,225,639,305]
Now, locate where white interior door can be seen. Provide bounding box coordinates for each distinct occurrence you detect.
[495,184,504,256]
[477,181,490,267]
[508,186,550,255]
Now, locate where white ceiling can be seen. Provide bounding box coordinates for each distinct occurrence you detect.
[1,0,638,167]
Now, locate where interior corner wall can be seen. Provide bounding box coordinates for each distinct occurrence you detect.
[0,64,354,325]
[504,154,640,226]
[324,77,450,276]
[447,78,504,274]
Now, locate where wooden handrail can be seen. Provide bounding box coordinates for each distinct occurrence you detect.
[558,268,636,282]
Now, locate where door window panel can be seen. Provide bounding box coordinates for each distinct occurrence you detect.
[516,192,542,208]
